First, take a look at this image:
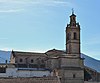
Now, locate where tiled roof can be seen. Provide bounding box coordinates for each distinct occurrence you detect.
[12,51,47,57]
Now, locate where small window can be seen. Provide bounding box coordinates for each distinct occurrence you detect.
[72,17,75,21]
[73,32,77,39]
[72,23,75,26]
[15,60,17,63]
[19,58,23,62]
[73,74,76,78]
[31,59,34,63]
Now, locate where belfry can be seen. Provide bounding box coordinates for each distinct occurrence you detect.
[66,10,80,57]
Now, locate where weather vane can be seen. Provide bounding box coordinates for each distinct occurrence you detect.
[72,8,74,14]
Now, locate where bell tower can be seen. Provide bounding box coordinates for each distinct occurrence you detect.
[66,10,80,57]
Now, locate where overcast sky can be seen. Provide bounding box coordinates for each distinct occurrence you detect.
[0,0,99,60]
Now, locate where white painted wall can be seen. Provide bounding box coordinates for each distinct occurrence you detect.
[17,70,50,77]
[6,68,17,77]
[0,68,51,77]
[0,73,7,77]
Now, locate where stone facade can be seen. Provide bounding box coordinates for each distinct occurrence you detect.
[8,11,100,83]
[10,51,46,68]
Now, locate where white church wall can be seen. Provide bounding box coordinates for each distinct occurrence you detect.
[0,68,51,77]
[17,70,50,77]
[6,68,17,77]
[0,73,7,77]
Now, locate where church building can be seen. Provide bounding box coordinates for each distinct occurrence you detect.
[0,11,99,83]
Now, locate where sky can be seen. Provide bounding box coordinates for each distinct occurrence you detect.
[0,0,99,60]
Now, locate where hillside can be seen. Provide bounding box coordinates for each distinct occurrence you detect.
[81,53,100,72]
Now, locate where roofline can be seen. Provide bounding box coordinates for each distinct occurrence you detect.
[12,50,45,54]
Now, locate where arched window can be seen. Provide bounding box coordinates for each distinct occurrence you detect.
[19,58,23,62]
[31,59,34,63]
[73,74,76,78]
[72,23,75,26]
[15,60,17,63]
[72,17,75,21]
[73,32,77,39]
[71,17,75,22]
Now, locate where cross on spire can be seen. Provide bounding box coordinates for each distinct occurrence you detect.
[72,8,74,14]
